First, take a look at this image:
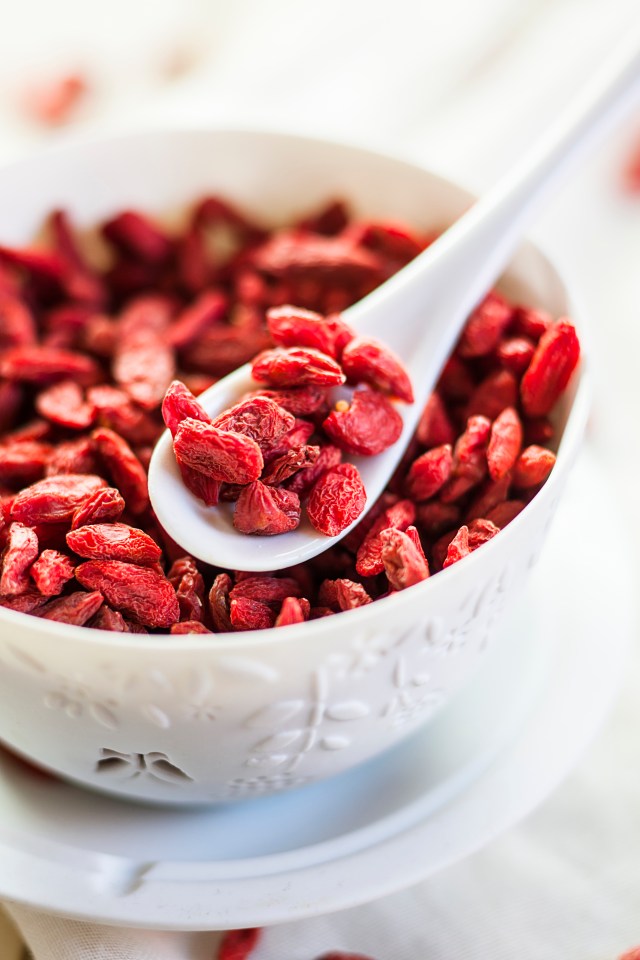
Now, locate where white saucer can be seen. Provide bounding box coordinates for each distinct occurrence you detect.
[0,447,633,930]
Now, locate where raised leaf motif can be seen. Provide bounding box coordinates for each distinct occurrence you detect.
[245,700,304,729]
[252,729,304,752]
[325,700,370,721]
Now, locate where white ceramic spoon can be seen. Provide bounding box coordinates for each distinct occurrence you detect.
[149,37,640,572]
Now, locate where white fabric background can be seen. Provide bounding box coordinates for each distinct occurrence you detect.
[1,0,640,956]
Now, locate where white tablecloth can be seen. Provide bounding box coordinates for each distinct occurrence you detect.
[2,1,640,956]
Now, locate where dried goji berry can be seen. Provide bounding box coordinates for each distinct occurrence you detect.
[355,499,415,577]
[405,444,453,501]
[513,445,556,488]
[91,428,147,513]
[30,549,75,596]
[485,499,525,527]
[91,605,129,632]
[486,407,522,482]
[75,560,179,628]
[275,596,309,626]
[323,386,402,456]
[465,472,512,522]
[520,319,580,417]
[442,525,471,568]
[233,481,301,535]
[286,444,343,497]
[102,211,172,265]
[208,572,233,631]
[341,335,413,402]
[67,523,161,564]
[216,927,262,960]
[457,291,512,358]
[0,522,39,595]
[261,445,320,485]
[168,289,227,349]
[174,419,264,485]
[253,230,384,285]
[229,597,276,631]
[379,526,430,590]
[511,305,552,341]
[440,415,491,503]
[467,517,500,550]
[11,474,106,525]
[0,345,99,386]
[213,396,295,449]
[0,590,50,614]
[35,379,95,430]
[114,296,175,410]
[496,336,535,375]
[466,369,518,420]
[317,578,372,611]
[416,392,456,448]
[170,620,212,634]
[416,500,460,537]
[40,590,104,626]
[0,441,53,485]
[0,381,23,434]
[0,292,37,348]
[251,346,345,388]
[46,438,99,477]
[161,380,212,436]
[266,304,354,358]
[229,576,302,606]
[248,384,330,417]
[307,463,366,536]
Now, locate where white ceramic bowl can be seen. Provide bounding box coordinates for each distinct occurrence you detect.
[0,129,589,805]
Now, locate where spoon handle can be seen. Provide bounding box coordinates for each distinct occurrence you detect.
[347,31,640,383]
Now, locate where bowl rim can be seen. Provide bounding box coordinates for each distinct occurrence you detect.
[0,124,591,653]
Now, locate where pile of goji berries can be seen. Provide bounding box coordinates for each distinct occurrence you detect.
[0,195,580,633]
[164,301,414,537]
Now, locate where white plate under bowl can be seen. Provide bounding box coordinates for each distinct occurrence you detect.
[0,446,632,930]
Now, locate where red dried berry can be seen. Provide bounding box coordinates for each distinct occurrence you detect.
[416,500,460,537]
[379,526,430,590]
[440,415,491,504]
[457,291,512,358]
[30,549,75,596]
[442,525,471,568]
[275,596,308,626]
[513,445,556,488]
[36,379,95,430]
[71,487,125,529]
[67,523,162,564]
[253,230,383,285]
[307,463,366,537]
[40,590,104,626]
[229,597,276,631]
[341,336,414,402]
[251,346,345,388]
[520,319,580,417]
[248,385,330,416]
[174,419,264,485]
[208,572,233,631]
[75,560,179,628]
[496,336,535,375]
[405,444,453,501]
[266,304,354,358]
[170,620,212,634]
[229,576,302,606]
[286,444,343,497]
[317,578,372,611]
[0,345,99,386]
[485,499,525,527]
[233,481,301,536]
[161,380,212,436]
[216,927,262,960]
[91,605,129,632]
[0,441,53,485]
[169,290,227,350]
[261,445,320,486]
[467,517,500,551]
[114,296,175,410]
[92,427,149,514]
[323,386,403,456]
[10,474,106,525]
[213,396,295,449]
[0,522,39,595]
[511,306,552,341]
[466,369,519,420]
[355,499,416,577]
[0,292,37,349]
[102,211,172,265]
[487,407,523,481]
[416,392,456,448]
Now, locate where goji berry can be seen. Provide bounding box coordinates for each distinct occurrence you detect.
[442,525,471,568]
[457,291,512,358]
[307,463,366,536]
[0,345,99,386]
[317,578,372,611]
[486,407,522,482]
[496,336,535,375]
[91,605,129,632]
[440,415,491,503]
[46,438,99,478]
[520,319,580,417]
[465,369,518,420]
[170,620,212,634]
[113,296,175,410]
[0,441,53,485]
[323,386,402,456]
[416,392,456,448]
[213,396,295,449]
[30,549,75,596]
[229,576,302,606]
[379,526,430,590]
[341,335,414,402]
[36,379,95,431]
[102,211,172,265]
[286,444,343,497]
[248,384,330,416]
[0,292,37,349]
[208,572,233,631]
[40,590,104,626]
[216,927,262,960]
[251,346,346,388]
[174,419,264,485]
[92,427,149,514]
[10,474,106,525]
[70,487,125,529]
[467,517,500,550]
[0,523,39,595]
[261,445,320,485]
[275,596,309,626]
[75,560,179,628]
[267,304,355,358]
[485,499,525,527]
[229,597,276,631]
[355,499,416,577]
[168,289,227,349]
[405,444,453,501]
[253,230,384,285]
[513,445,556,488]
[66,523,162,564]
[233,481,301,535]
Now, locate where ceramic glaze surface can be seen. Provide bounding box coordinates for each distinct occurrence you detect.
[0,129,588,803]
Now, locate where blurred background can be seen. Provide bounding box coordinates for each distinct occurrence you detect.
[1,1,640,957]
